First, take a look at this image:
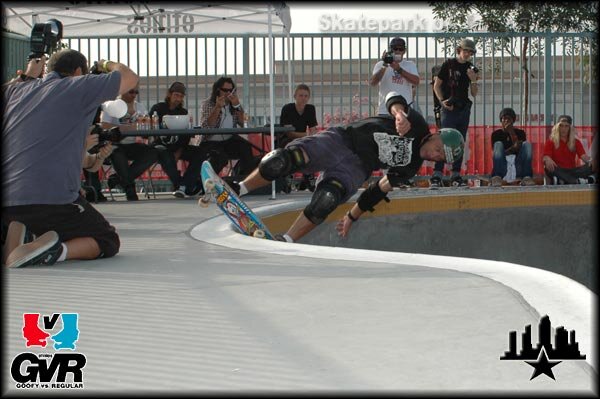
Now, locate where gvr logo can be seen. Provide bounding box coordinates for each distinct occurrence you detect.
[11,313,86,385]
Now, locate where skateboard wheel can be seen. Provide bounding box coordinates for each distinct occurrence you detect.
[198,197,210,208]
[252,229,265,239]
[205,179,216,192]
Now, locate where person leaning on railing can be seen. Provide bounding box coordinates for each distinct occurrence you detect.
[1,50,138,268]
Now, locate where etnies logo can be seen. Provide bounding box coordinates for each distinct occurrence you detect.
[11,313,86,390]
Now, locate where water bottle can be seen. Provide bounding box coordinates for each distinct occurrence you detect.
[152,111,159,130]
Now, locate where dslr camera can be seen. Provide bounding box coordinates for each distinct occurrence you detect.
[29,19,63,60]
[469,65,479,74]
[87,125,122,154]
[382,50,394,65]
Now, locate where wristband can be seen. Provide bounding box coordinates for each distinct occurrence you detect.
[102,60,111,72]
[232,103,242,109]
[346,211,358,222]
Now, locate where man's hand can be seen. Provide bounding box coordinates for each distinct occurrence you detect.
[97,143,114,160]
[392,107,411,136]
[86,132,100,151]
[441,99,454,111]
[335,214,354,238]
[215,93,227,108]
[466,68,478,82]
[227,91,241,107]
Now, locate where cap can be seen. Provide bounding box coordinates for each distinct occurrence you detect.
[499,107,516,122]
[458,38,476,54]
[169,81,186,95]
[389,37,406,49]
[438,128,464,164]
[558,114,573,125]
[385,91,408,115]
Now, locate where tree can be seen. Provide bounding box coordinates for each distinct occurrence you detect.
[429,2,598,123]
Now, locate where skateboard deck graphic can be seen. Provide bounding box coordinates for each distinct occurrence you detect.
[200,161,274,240]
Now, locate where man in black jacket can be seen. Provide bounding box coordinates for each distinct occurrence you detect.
[232,92,465,243]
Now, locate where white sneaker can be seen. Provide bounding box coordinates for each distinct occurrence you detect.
[173,186,186,198]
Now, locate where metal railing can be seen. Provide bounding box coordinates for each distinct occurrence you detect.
[3,31,596,129]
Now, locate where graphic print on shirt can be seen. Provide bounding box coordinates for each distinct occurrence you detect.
[373,132,413,167]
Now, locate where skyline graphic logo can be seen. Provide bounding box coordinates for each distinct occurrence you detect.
[11,313,86,390]
[500,315,586,380]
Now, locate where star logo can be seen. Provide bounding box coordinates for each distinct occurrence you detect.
[525,347,561,381]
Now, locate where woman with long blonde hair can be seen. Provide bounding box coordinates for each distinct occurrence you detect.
[542,115,593,184]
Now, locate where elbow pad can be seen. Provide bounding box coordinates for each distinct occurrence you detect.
[357,181,390,213]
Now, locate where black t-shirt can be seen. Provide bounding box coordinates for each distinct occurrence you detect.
[278,103,318,148]
[340,108,430,180]
[148,102,189,150]
[491,128,527,150]
[437,58,474,104]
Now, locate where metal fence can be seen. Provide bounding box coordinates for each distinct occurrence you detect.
[3,31,596,129]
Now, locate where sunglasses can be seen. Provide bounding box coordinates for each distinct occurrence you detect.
[128,90,139,94]
[220,87,234,93]
[393,47,406,51]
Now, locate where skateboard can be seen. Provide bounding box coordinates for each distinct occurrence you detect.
[199,161,274,240]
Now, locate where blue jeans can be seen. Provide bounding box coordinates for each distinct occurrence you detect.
[492,141,533,178]
[433,104,471,176]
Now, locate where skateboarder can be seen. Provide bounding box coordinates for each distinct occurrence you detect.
[231,92,464,243]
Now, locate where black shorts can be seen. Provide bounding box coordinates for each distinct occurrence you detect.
[2,196,120,258]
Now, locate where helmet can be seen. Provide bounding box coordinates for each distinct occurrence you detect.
[438,128,464,163]
[499,107,516,122]
[385,91,408,115]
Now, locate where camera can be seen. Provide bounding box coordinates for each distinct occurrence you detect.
[28,19,63,60]
[87,125,122,154]
[89,61,107,75]
[469,65,479,74]
[382,51,394,64]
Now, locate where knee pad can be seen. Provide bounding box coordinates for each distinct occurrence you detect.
[258,146,306,181]
[303,179,346,225]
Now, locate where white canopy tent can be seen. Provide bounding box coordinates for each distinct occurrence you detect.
[2,1,292,198]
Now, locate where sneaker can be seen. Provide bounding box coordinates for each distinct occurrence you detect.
[5,231,63,268]
[2,221,34,266]
[451,175,467,187]
[429,176,442,189]
[588,175,597,184]
[173,186,186,198]
[491,176,503,187]
[520,176,536,186]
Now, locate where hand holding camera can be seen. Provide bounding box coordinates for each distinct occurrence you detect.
[467,64,480,82]
[87,125,122,154]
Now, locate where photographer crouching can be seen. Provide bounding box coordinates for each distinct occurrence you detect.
[2,49,139,268]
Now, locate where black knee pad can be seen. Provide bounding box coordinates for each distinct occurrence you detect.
[258,146,306,181]
[303,179,346,225]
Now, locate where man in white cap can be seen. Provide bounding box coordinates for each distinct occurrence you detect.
[230,92,465,243]
[370,37,420,116]
[431,38,480,188]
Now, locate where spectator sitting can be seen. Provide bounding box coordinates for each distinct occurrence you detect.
[149,81,207,198]
[279,84,319,191]
[490,107,535,187]
[80,124,115,200]
[101,86,157,201]
[2,50,138,268]
[82,106,108,202]
[542,115,593,184]
[199,76,257,176]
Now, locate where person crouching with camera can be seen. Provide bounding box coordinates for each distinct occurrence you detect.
[431,38,480,188]
[1,49,138,268]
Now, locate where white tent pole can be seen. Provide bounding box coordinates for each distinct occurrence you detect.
[268,4,276,200]
[287,33,293,100]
